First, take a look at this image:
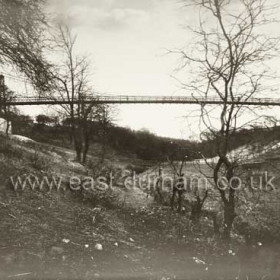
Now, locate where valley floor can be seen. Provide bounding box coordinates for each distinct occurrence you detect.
[0,134,280,280]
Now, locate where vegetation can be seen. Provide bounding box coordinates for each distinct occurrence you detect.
[0,0,280,278]
[49,25,109,163]
[1,132,280,279]
[0,0,50,90]
[179,0,280,241]
[0,82,17,134]
[11,111,280,161]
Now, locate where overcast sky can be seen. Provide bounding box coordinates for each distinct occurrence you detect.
[3,0,280,139]
[44,0,199,139]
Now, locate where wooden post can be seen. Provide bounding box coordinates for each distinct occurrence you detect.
[0,74,4,114]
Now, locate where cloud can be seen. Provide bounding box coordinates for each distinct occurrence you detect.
[66,0,155,11]
[109,0,154,11]
[91,8,150,30]
[49,0,152,30]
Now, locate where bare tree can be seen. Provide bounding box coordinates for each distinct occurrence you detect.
[96,104,113,163]
[52,26,110,163]
[51,26,87,161]
[0,75,16,134]
[179,0,279,240]
[155,164,165,203]
[0,0,50,91]
[168,156,188,213]
[189,175,209,224]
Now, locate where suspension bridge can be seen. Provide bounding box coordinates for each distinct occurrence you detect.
[1,95,280,106]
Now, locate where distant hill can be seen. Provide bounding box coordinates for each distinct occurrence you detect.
[9,113,280,162]
[11,117,200,161]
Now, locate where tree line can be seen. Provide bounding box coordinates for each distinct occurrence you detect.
[1,0,280,242]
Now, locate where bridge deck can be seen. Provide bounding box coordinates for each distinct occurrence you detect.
[2,95,280,106]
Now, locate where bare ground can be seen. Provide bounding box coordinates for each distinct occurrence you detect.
[0,135,280,280]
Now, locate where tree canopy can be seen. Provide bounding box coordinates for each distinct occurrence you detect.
[0,0,50,91]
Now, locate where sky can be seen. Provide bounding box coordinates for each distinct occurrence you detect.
[46,0,199,139]
[2,0,280,139]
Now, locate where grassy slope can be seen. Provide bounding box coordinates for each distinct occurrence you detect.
[143,150,280,241]
[1,134,280,280]
[0,134,155,279]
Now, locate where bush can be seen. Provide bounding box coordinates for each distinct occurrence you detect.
[28,150,52,171]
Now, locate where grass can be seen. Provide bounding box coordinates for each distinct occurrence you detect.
[0,133,280,279]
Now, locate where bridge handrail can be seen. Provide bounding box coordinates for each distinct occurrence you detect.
[4,95,280,105]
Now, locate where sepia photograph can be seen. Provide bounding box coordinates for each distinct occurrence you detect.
[0,0,280,279]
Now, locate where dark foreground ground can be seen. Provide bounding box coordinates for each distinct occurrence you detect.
[1,186,280,280]
[0,135,280,280]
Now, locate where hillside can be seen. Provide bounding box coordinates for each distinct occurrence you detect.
[0,133,206,280]
[11,117,200,162]
[0,133,280,279]
[12,115,280,161]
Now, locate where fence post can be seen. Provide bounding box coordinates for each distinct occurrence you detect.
[0,74,4,115]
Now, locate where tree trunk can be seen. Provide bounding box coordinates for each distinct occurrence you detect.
[222,202,236,241]
[190,191,208,224]
[68,131,73,144]
[177,190,183,213]
[74,137,82,162]
[190,202,202,224]
[155,179,163,203]
[76,149,82,162]
[5,120,10,135]
[82,137,89,164]
[212,213,221,236]
[170,189,176,210]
